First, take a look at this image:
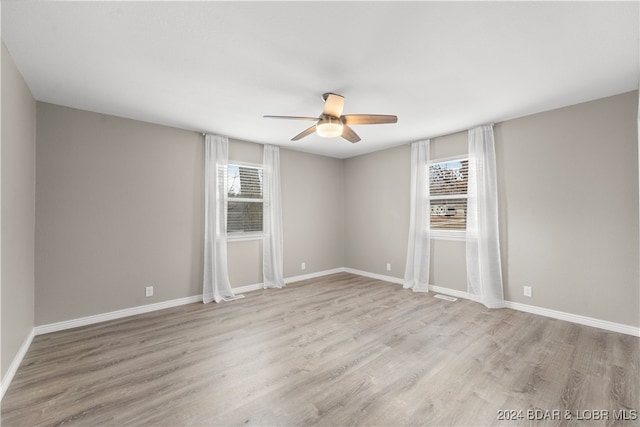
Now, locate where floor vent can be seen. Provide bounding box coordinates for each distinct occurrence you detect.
[434,294,457,302]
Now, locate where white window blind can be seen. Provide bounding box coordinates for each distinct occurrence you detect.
[226,164,263,234]
[429,158,469,230]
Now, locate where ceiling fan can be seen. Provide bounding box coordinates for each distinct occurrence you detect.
[264,93,398,143]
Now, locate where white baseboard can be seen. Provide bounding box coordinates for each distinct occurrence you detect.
[503,301,640,337]
[342,268,638,337]
[34,295,202,336]
[341,268,479,300]
[285,267,346,284]
[231,283,264,294]
[343,268,403,285]
[35,268,350,336]
[422,286,638,337]
[232,268,347,294]
[1,328,34,401]
[428,284,481,303]
[5,267,637,403]
[33,268,640,340]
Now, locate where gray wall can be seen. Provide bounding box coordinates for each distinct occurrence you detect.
[429,131,468,292]
[225,139,346,287]
[343,91,639,327]
[496,91,639,326]
[344,145,410,277]
[34,104,345,324]
[342,131,470,287]
[36,103,205,325]
[281,148,344,277]
[30,90,640,328]
[1,43,36,380]
[227,139,263,288]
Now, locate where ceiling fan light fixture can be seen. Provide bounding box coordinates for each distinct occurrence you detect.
[316,117,343,138]
[264,93,397,143]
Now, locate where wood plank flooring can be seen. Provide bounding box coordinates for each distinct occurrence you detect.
[2,273,639,426]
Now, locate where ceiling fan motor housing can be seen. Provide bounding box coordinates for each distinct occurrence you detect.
[264,92,396,143]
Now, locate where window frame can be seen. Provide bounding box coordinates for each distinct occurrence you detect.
[226,160,264,241]
[428,154,468,242]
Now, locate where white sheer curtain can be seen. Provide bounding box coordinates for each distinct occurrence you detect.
[403,139,431,292]
[466,125,504,308]
[203,134,242,303]
[263,144,285,289]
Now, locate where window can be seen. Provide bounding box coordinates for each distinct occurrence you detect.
[227,163,263,235]
[429,157,468,238]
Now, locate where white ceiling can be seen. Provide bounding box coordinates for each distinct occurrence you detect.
[2,1,638,159]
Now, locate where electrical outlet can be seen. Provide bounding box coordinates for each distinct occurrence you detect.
[386,263,391,272]
[301,262,306,271]
[524,286,532,297]
[145,286,154,297]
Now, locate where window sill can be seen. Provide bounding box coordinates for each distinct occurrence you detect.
[429,230,466,242]
[227,232,264,242]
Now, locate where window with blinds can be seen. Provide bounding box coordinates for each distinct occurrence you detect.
[227,164,263,234]
[429,158,468,230]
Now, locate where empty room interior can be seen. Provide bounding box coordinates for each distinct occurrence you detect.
[1,2,639,426]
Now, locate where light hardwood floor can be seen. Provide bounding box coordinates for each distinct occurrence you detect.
[2,273,639,426]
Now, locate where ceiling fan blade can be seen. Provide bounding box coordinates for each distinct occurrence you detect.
[292,125,317,141]
[341,114,398,125]
[264,115,319,121]
[341,125,361,143]
[322,93,345,117]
